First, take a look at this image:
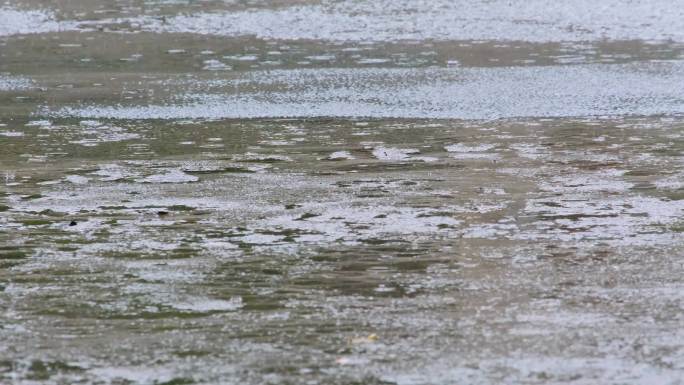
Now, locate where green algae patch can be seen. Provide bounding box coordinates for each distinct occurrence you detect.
[101,251,150,259]
[20,194,43,201]
[296,212,320,221]
[0,250,27,259]
[19,219,52,226]
[185,166,254,174]
[26,360,85,381]
[168,205,195,211]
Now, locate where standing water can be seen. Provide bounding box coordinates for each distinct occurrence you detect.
[1,1,684,384]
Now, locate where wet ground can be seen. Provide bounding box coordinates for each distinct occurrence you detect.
[1,1,684,384]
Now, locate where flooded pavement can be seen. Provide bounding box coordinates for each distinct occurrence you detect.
[1,1,684,384]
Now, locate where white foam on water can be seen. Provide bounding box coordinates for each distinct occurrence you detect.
[0,75,33,91]
[0,7,76,36]
[174,297,243,312]
[445,143,496,153]
[654,175,684,190]
[372,147,419,161]
[139,0,684,43]
[25,120,52,127]
[65,175,89,185]
[51,62,684,120]
[5,1,684,43]
[385,356,683,385]
[253,203,460,245]
[202,59,231,71]
[326,151,355,160]
[516,194,684,246]
[135,169,199,184]
[0,131,24,137]
[90,366,179,385]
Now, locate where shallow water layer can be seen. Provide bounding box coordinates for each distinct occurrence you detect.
[2,1,684,384]
[46,63,684,119]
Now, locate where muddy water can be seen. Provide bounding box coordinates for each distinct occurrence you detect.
[1,1,684,384]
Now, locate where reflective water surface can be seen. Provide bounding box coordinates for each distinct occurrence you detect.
[1,1,684,384]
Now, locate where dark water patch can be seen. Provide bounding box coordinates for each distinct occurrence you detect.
[167,204,195,212]
[0,250,27,260]
[416,210,459,218]
[662,190,684,201]
[571,161,623,171]
[334,162,450,174]
[24,360,85,381]
[157,378,195,385]
[630,182,657,191]
[110,309,230,320]
[20,193,42,200]
[173,350,211,358]
[18,218,53,226]
[295,212,320,221]
[185,166,255,174]
[57,246,79,252]
[170,247,199,259]
[361,238,410,246]
[98,205,129,210]
[101,251,169,259]
[536,213,620,221]
[0,360,11,374]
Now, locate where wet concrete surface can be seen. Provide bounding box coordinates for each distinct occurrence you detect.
[1,1,684,384]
